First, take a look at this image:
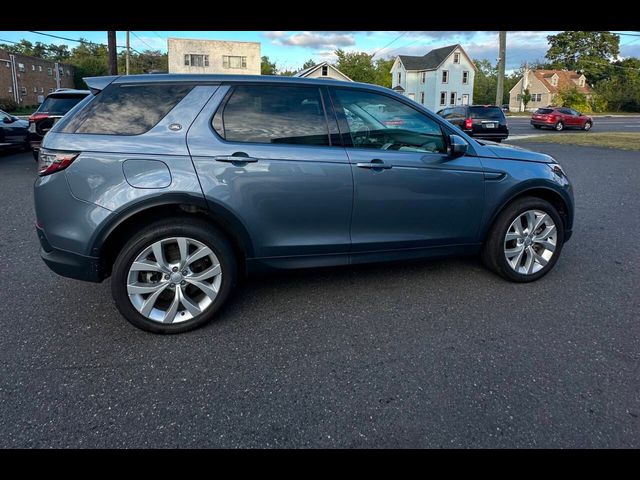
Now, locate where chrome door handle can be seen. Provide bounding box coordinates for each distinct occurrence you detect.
[356,160,392,169]
[214,154,259,163]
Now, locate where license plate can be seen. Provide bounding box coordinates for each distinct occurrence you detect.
[485,123,496,128]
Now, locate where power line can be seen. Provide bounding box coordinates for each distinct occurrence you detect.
[0,38,20,44]
[372,31,408,58]
[130,31,156,51]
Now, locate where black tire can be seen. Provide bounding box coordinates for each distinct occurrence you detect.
[533,125,542,129]
[481,196,565,283]
[111,217,237,334]
[555,121,564,131]
[583,121,592,131]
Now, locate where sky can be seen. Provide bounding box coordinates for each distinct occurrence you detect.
[1,31,639,73]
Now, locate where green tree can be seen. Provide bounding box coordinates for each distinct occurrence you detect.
[522,89,532,110]
[373,57,394,88]
[261,56,277,75]
[473,59,497,104]
[118,49,168,74]
[594,58,640,112]
[554,86,591,112]
[333,49,377,84]
[278,69,297,77]
[546,31,620,84]
[302,59,316,70]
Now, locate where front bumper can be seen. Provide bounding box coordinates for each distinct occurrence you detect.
[37,226,103,283]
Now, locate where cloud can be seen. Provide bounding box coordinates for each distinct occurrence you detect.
[264,31,356,49]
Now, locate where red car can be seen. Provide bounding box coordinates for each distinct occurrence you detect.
[530,107,593,131]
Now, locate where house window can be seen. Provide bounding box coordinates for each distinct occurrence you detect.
[321,65,328,76]
[442,70,448,83]
[18,63,25,72]
[454,53,460,63]
[47,67,52,76]
[66,69,71,75]
[516,94,522,101]
[420,92,425,104]
[579,78,585,87]
[397,72,401,85]
[59,67,64,76]
[40,87,44,93]
[8,86,12,93]
[38,65,42,72]
[462,71,469,84]
[440,91,446,106]
[551,76,558,86]
[31,64,35,71]
[20,87,27,95]
[421,72,426,84]
[450,92,456,105]
[223,56,247,69]
[185,54,209,67]
[33,86,38,93]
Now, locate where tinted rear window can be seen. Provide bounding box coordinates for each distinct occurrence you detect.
[60,83,193,135]
[536,108,554,114]
[469,106,505,120]
[38,94,87,115]
[213,85,330,146]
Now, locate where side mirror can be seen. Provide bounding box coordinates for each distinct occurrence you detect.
[2,116,13,124]
[448,134,468,158]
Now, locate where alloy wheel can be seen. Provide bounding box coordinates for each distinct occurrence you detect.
[126,237,222,324]
[503,210,557,275]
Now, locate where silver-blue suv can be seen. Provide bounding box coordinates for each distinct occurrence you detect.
[34,74,574,333]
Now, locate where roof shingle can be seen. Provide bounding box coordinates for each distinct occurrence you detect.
[398,45,458,71]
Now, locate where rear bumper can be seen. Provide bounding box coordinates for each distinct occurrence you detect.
[467,130,509,140]
[530,119,555,127]
[37,226,103,283]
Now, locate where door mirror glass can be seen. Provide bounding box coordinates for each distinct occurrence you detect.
[2,116,13,124]
[448,134,468,158]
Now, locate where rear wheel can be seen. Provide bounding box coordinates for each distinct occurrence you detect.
[583,121,592,131]
[482,197,564,282]
[111,218,237,333]
[555,121,564,131]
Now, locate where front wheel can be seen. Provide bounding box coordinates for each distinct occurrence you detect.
[555,121,564,131]
[111,218,237,333]
[482,197,565,282]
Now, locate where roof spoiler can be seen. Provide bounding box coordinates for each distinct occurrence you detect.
[84,75,120,95]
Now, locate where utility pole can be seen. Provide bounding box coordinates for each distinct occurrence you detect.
[520,61,528,112]
[495,31,506,107]
[107,31,118,75]
[125,31,130,75]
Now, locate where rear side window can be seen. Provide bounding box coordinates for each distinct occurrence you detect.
[536,108,554,114]
[37,94,88,115]
[60,83,194,135]
[469,106,505,120]
[213,85,331,146]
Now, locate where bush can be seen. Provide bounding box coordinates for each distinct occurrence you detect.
[554,87,592,113]
[0,97,18,112]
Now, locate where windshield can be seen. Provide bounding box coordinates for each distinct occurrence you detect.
[469,106,504,120]
[37,94,88,115]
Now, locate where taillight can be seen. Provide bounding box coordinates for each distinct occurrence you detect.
[464,118,473,129]
[29,113,49,123]
[37,149,79,176]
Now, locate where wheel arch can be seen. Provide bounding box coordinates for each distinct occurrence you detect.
[91,193,254,279]
[482,185,571,242]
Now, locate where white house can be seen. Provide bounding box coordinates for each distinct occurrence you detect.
[167,38,261,75]
[294,62,353,82]
[390,44,476,112]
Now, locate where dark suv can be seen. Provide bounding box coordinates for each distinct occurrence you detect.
[34,75,573,333]
[28,89,90,159]
[436,105,509,142]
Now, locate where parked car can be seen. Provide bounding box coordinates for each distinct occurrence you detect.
[530,107,593,131]
[35,75,574,333]
[436,105,509,142]
[0,109,29,152]
[28,89,91,159]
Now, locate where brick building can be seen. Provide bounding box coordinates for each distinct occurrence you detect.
[0,48,76,107]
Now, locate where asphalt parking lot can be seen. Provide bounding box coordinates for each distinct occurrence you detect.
[0,143,638,448]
